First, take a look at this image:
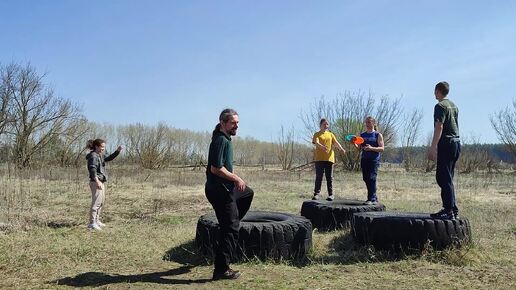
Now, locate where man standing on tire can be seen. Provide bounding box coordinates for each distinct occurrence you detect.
[205,108,254,280]
[428,81,461,220]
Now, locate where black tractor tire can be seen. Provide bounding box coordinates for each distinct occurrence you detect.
[352,211,472,250]
[300,199,386,231]
[195,211,312,261]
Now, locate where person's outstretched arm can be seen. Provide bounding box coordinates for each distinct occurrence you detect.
[105,145,123,162]
[332,139,346,154]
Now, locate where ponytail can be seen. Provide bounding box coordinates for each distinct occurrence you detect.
[86,138,105,150]
[211,124,222,139]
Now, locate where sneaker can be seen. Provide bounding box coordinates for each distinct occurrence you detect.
[430,209,455,220]
[97,221,106,227]
[87,223,102,230]
[312,194,320,201]
[326,194,335,201]
[364,200,373,205]
[212,268,241,280]
[453,211,460,219]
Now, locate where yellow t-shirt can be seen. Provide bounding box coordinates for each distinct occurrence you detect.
[312,130,337,163]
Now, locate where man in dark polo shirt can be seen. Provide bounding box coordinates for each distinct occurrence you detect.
[205,108,254,280]
[428,81,461,219]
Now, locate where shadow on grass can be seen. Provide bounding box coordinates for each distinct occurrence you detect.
[315,230,478,266]
[335,232,403,264]
[162,239,210,266]
[46,221,80,229]
[314,231,424,265]
[51,240,212,287]
[51,266,211,287]
[165,238,312,269]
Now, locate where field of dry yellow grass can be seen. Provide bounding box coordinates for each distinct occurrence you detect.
[0,164,515,289]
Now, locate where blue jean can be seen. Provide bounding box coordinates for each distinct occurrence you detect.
[361,159,379,201]
[436,138,461,212]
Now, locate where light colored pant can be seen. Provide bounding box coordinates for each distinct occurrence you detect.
[89,181,106,224]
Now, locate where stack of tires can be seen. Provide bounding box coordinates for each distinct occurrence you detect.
[195,211,312,261]
[299,198,472,251]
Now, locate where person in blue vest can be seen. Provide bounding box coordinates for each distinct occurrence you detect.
[356,116,384,204]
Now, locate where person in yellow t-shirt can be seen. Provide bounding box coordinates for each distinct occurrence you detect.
[312,118,346,201]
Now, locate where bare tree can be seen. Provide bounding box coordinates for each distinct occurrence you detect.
[0,63,16,137]
[490,99,516,158]
[2,63,82,167]
[401,108,423,171]
[54,117,91,167]
[234,136,259,166]
[276,125,295,170]
[300,90,403,171]
[374,97,403,145]
[120,122,172,169]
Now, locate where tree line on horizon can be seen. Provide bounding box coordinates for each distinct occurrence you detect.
[1,62,514,172]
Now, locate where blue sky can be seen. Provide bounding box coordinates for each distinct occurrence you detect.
[1,0,515,145]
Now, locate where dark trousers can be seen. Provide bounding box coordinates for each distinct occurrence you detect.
[361,158,379,202]
[205,184,254,273]
[436,138,461,212]
[314,161,333,195]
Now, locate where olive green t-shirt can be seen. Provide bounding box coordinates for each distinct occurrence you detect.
[206,130,234,190]
[434,99,460,139]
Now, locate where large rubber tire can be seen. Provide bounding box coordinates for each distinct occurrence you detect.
[301,199,386,231]
[195,211,312,261]
[352,211,472,250]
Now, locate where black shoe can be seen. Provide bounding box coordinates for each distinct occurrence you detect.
[212,269,241,280]
[430,209,455,220]
[453,211,459,219]
[326,194,335,201]
[312,194,320,201]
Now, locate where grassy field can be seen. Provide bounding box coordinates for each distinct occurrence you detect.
[0,164,515,289]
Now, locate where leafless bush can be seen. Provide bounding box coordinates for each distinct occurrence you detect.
[276,125,295,170]
[401,108,423,171]
[120,123,173,169]
[490,99,516,158]
[458,136,495,173]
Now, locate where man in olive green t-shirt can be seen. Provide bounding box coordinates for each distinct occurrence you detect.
[427,81,461,220]
[205,108,254,280]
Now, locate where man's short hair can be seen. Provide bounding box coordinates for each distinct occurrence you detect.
[435,81,450,96]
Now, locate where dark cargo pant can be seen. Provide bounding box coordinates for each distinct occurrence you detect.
[205,184,254,273]
[314,161,334,195]
[436,138,461,212]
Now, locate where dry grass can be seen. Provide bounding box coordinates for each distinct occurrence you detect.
[0,164,515,289]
